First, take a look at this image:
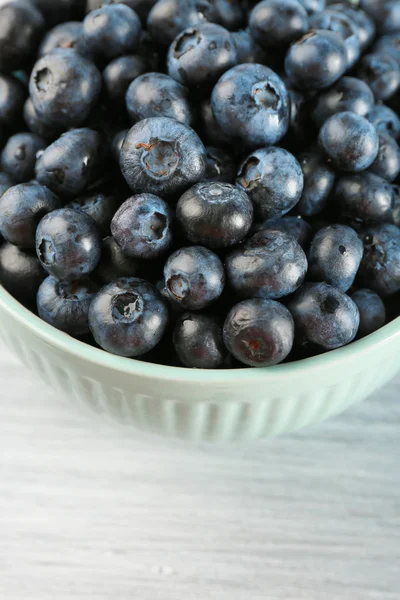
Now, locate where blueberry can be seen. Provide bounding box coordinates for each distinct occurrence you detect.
[38,21,84,57]
[0,1,44,72]
[32,0,85,27]
[0,242,45,305]
[111,194,173,259]
[126,73,193,125]
[103,55,147,106]
[0,173,14,198]
[231,29,267,64]
[309,9,361,68]
[36,208,101,280]
[163,246,225,310]
[173,312,228,368]
[23,98,62,141]
[226,229,307,299]
[296,152,335,217]
[336,172,394,226]
[94,236,141,285]
[213,0,244,30]
[254,215,312,249]
[176,182,253,248]
[366,105,400,140]
[67,192,119,235]
[312,77,375,129]
[120,117,207,197]
[37,276,99,336]
[297,0,325,13]
[211,63,290,148]
[89,277,168,357]
[249,0,309,50]
[318,112,379,173]
[199,98,237,147]
[0,182,61,249]
[82,4,142,61]
[360,0,400,35]
[223,298,294,367]
[307,224,363,292]
[204,146,235,183]
[368,134,400,182]
[236,147,303,220]
[328,4,375,51]
[1,133,46,184]
[373,34,400,66]
[29,48,102,129]
[147,0,220,46]
[168,23,237,88]
[284,30,347,91]
[35,128,107,198]
[102,0,158,23]
[289,282,359,349]
[357,53,400,102]
[0,75,26,127]
[358,223,400,296]
[350,288,386,337]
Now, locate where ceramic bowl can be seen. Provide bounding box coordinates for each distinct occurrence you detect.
[0,284,399,442]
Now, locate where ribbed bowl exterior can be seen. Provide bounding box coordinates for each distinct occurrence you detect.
[1,286,399,442]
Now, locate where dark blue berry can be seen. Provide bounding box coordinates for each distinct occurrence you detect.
[204,146,235,183]
[0,173,13,198]
[309,9,361,68]
[176,181,253,248]
[37,276,99,336]
[357,53,400,102]
[199,98,237,147]
[0,242,45,305]
[94,236,141,285]
[296,152,335,217]
[336,172,394,226]
[0,74,26,126]
[249,0,309,49]
[231,29,267,64]
[111,193,173,259]
[318,111,379,172]
[328,4,375,51]
[1,133,46,184]
[297,0,325,13]
[36,207,101,280]
[350,288,386,337]
[163,246,225,310]
[38,21,84,57]
[373,34,400,66]
[254,215,312,249]
[226,229,307,299]
[223,298,294,367]
[368,134,400,182]
[0,1,44,72]
[120,117,207,197]
[358,223,400,296]
[23,98,62,141]
[366,105,400,140]
[67,192,119,235]
[103,55,147,106]
[236,146,303,220]
[173,312,228,368]
[360,0,400,35]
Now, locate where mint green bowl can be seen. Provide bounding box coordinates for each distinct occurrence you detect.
[1,284,399,441]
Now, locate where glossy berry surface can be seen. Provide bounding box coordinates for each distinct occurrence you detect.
[0,173,14,198]
[147,0,219,46]
[163,246,225,310]
[357,53,400,102]
[173,313,228,368]
[249,0,309,49]
[204,146,235,183]
[36,208,101,280]
[254,216,312,249]
[38,21,84,57]
[94,236,141,285]
[366,105,400,140]
[335,172,394,226]
[103,55,147,105]
[223,298,294,367]
[23,98,61,141]
[296,152,335,217]
[328,4,375,51]
[67,192,119,235]
[0,75,26,126]
[309,8,361,68]
[1,133,46,184]
[350,288,386,338]
[369,134,400,182]
[0,1,44,72]
[358,223,400,296]
[176,181,253,248]
[0,242,45,305]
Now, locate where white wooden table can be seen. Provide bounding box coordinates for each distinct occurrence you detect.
[0,340,399,600]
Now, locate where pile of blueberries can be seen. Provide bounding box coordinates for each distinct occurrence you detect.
[0,0,400,369]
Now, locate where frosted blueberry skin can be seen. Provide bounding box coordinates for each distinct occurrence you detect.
[311,77,375,129]
[163,246,225,310]
[0,173,14,199]
[1,133,46,184]
[38,21,84,57]
[318,112,379,173]
[366,105,400,141]
[249,0,309,50]
[0,75,26,127]
[231,29,267,64]
[29,48,102,129]
[173,312,228,369]
[297,0,325,14]
[254,216,312,249]
[94,236,141,285]
[296,152,335,217]
[35,208,101,281]
[358,223,400,296]
[307,225,363,292]
[37,276,99,336]
[373,34,400,66]
[360,0,400,35]
[328,3,376,51]
[120,117,207,197]
[204,146,235,183]
[35,128,108,198]
[309,9,361,68]
[167,23,238,88]
[23,98,62,141]
[67,192,120,235]
[82,4,142,61]
[236,146,303,220]
[111,194,173,259]
[335,172,394,226]
[223,298,294,367]
[357,53,400,102]
[350,288,386,338]
[89,277,168,357]
[226,229,307,300]
[211,63,290,148]
[284,30,347,91]
[288,282,360,350]
[0,182,61,249]
[176,182,253,248]
[103,55,147,106]
[369,134,400,182]
[0,1,45,72]
[0,242,46,305]
[126,73,193,125]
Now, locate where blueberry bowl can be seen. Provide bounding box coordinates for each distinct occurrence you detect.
[1,283,399,442]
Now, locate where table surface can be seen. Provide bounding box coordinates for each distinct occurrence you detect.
[0,340,399,600]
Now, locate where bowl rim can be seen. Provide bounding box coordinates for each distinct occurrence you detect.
[1,284,399,384]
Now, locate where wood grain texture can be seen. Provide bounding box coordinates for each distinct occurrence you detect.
[0,340,399,600]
